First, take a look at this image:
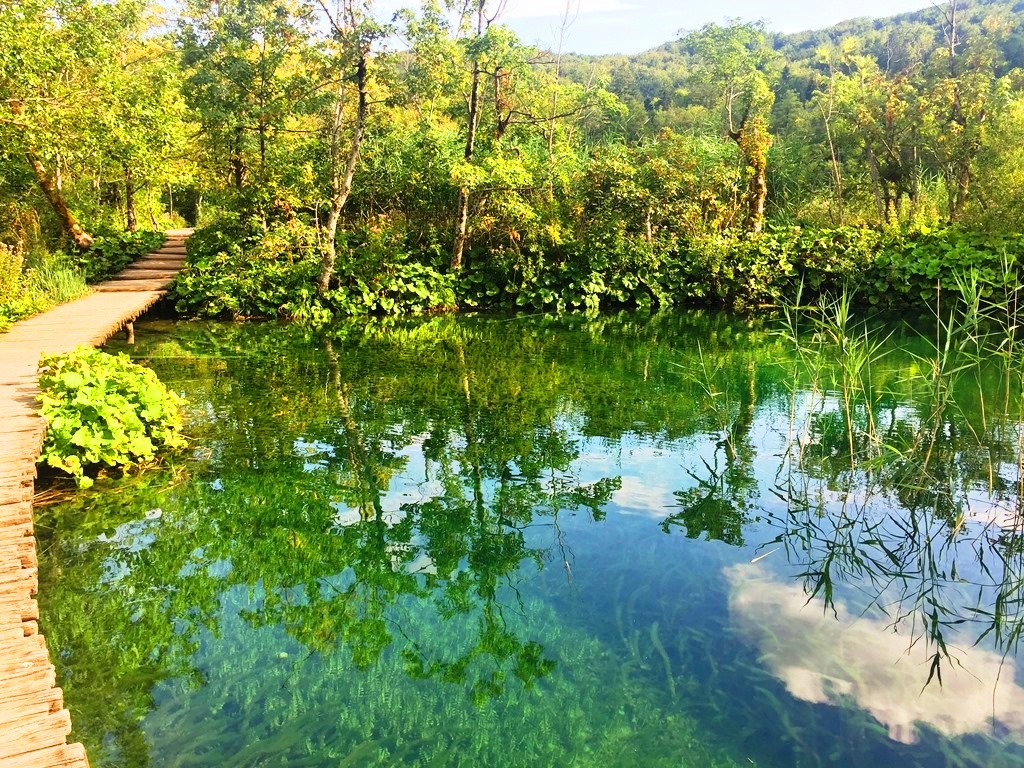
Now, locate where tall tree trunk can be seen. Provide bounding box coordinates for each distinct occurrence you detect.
[318,55,369,294]
[452,1,491,272]
[909,142,920,207]
[747,154,768,234]
[231,125,246,189]
[952,163,970,221]
[452,58,482,271]
[818,100,843,225]
[863,144,886,222]
[123,163,137,232]
[26,152,93,250]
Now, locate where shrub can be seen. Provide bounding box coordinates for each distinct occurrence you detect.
[0,241,23,303]
[172,217,320,318]
[73,228,167,283]
[174,217,457,321]
[37,347,187,487]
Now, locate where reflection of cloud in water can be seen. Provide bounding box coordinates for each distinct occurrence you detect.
[612,475,676,517]
[330,505,406,528]
[726,563,1024,745]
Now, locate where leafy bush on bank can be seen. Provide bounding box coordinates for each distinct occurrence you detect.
[72,228,167,283]
[171,218,1024,320]
[172,217,455,320]
[38,347,187,488]
[463,227,1022,312]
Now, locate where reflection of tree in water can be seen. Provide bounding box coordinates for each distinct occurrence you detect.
[640,305,1024,693]
[663,357,764,546]
[255,336,621,700]
[764,323,1024,688]
[39,318,625,764]
[53,309,1024,763]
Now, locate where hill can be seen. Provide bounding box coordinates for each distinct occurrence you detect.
[557,0,1024,137]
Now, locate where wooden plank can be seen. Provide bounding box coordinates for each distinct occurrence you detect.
[0,230,190,768]
[95,282,171,293]
[0,708,72,758]
[0,487,32,507]
[0,505,32,528]
[0,741,89,768]
[110,270,179,280]
[133,260,185,268]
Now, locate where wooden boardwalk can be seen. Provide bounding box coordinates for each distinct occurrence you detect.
[0,230,190,768]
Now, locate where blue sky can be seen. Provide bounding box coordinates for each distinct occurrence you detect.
[481,0,934,54]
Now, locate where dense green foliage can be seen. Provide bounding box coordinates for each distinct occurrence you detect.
[172,218,1024,315]
[5,0,1024,317]
[37,347,187,487]
[72,229,166,283]
[0,246,88,331]
[172,217,455,319]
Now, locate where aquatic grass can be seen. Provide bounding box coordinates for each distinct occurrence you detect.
[770,281,1024,688]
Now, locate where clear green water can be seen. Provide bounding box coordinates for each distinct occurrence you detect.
[36,311,1024,767]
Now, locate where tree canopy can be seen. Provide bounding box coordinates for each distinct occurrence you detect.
[4,0,1024,320]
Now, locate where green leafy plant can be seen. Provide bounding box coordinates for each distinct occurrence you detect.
[174,218,457,321]
[72,229,167,283]
[37,347,187,487]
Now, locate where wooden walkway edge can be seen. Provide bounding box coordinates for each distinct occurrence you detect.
[0,230,191,768]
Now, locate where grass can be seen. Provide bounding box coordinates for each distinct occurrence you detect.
[773,276,1024,688]
[0,247,89,332]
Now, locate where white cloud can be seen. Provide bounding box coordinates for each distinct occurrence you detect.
[612,474,677,517]
[727,563,1024,745]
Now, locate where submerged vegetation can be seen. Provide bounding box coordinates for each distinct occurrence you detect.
[35,310,1024,766]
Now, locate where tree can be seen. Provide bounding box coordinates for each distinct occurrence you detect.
[689,22,779,233]
[179,0,312,191]
[315,0,388,294]
[812,46,845,224]
[832,42,923,222]
[0,0,146,247]
[450,0,507,270]
[93,28,193,231]
[923,1,1005,221]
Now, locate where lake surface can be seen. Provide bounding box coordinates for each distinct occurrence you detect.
[36,310,1024,767]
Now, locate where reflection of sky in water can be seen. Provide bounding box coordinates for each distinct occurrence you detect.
[110,413,1024,752]
[551,419,1024,749]
[727,563,1024,745]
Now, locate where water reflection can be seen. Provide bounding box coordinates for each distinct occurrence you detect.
[728,562,1024,745]
[33,310,1024,767]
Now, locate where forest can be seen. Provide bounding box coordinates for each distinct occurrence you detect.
[4,0,1024,324]
[18,4,1024,763]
